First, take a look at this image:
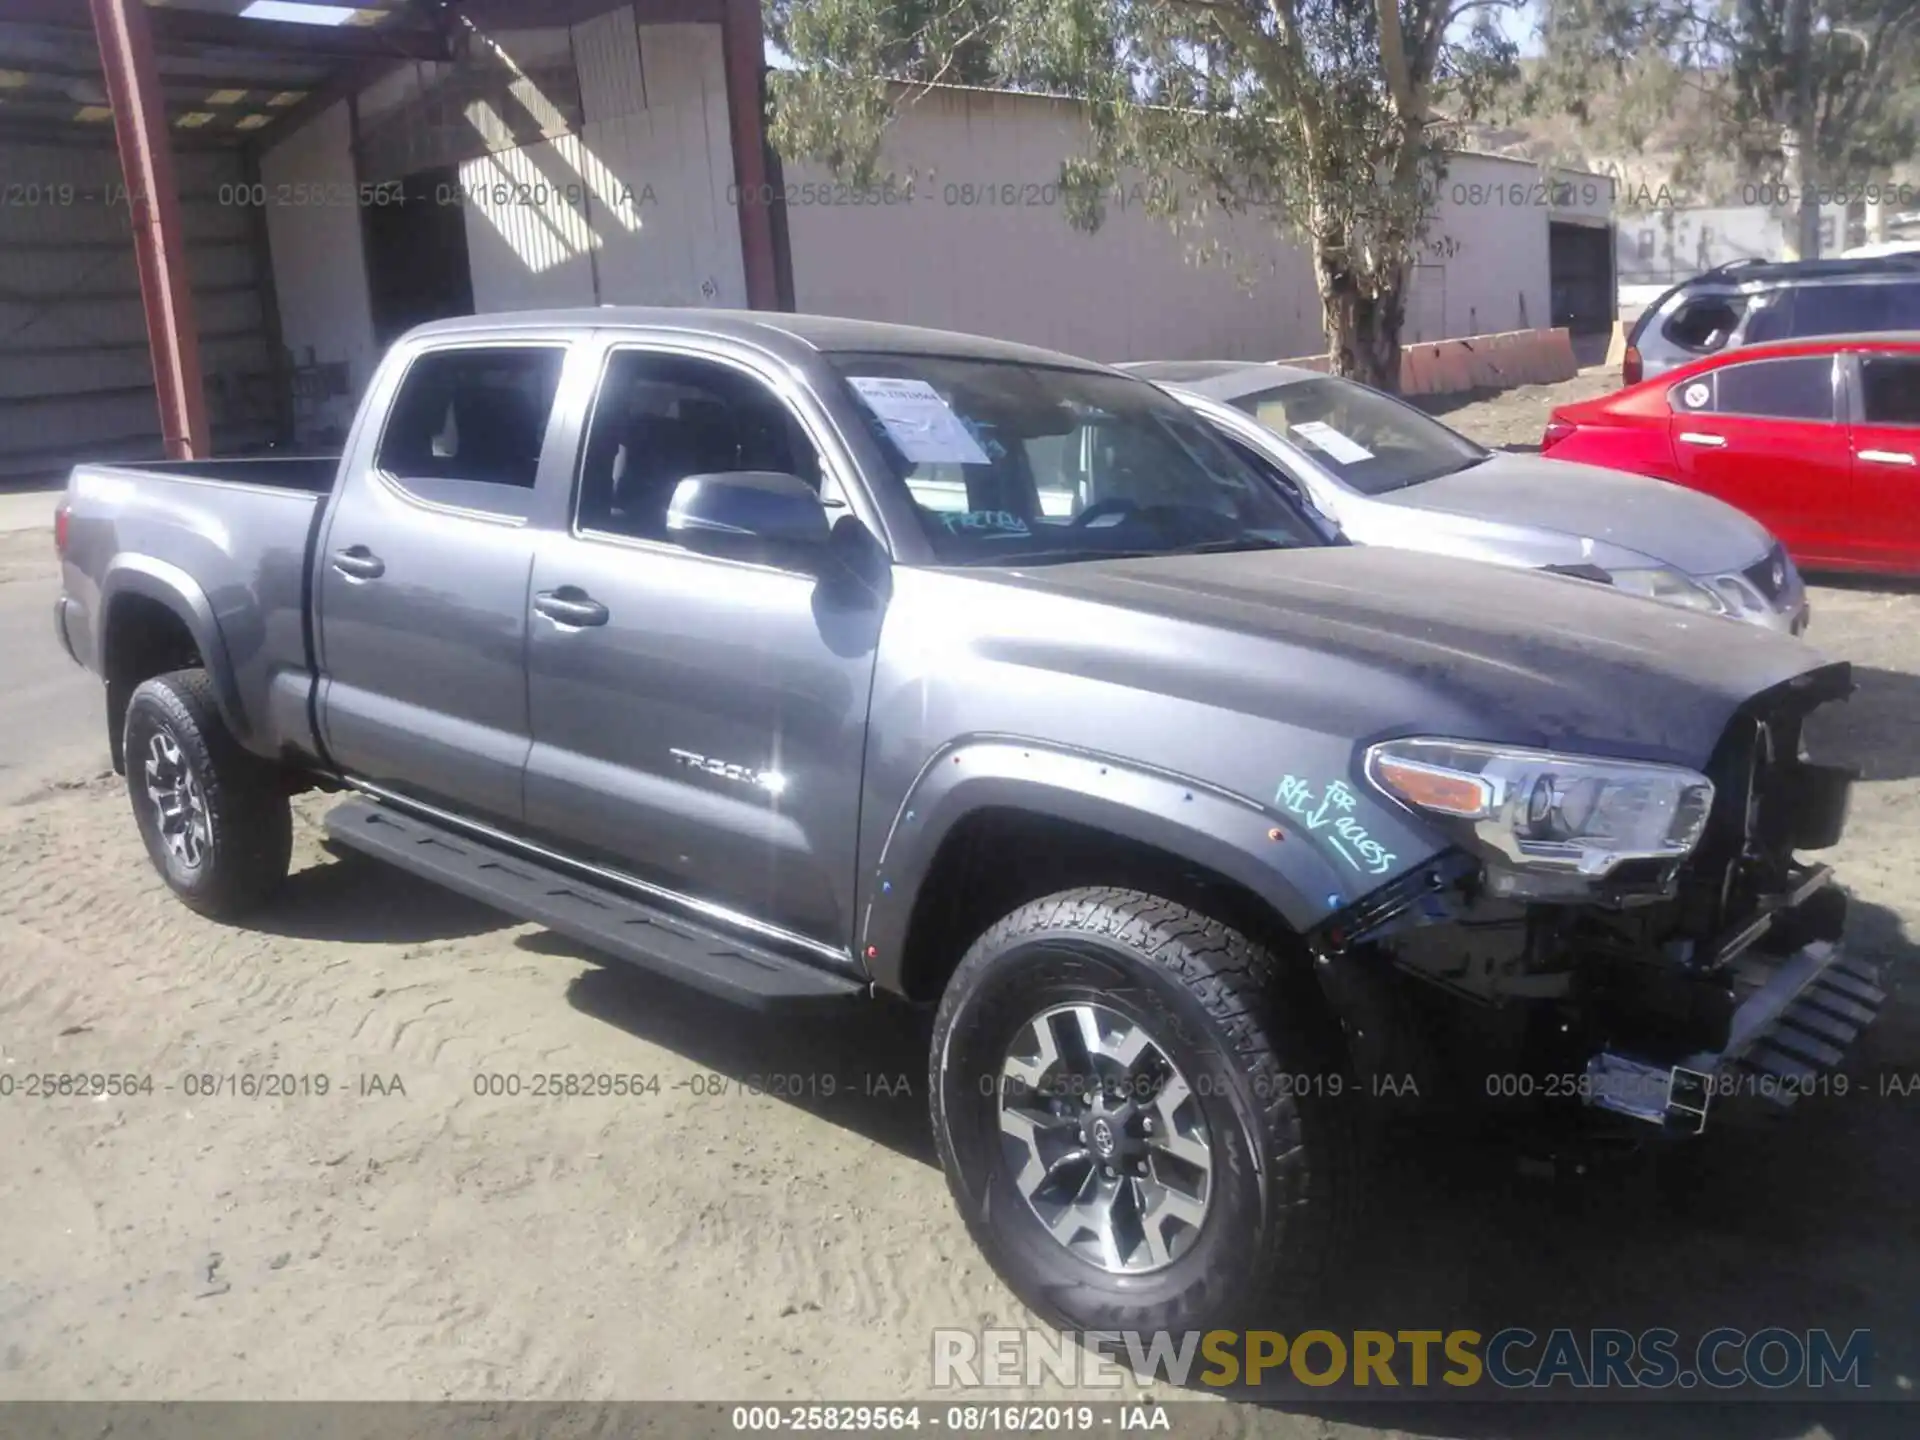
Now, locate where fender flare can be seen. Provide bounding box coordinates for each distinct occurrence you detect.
[857,736,1355,995]
[99,555,251,745]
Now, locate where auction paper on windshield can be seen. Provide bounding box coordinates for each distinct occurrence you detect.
[1290,420,1375,465]
[848,377,992,465]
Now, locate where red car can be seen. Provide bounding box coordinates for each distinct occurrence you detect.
[1542,333,1920,575]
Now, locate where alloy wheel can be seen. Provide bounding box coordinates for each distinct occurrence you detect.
[997,1001,1213,1274]
[143,727,210,871]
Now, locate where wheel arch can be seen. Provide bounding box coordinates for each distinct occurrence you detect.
[99,557,248,772]
[860,739,1351,1002]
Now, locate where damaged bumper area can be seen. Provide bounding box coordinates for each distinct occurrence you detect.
[1316,661,1879,1137]
[1586,887,1884,1134]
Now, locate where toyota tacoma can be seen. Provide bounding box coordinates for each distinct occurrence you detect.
[53,308,1881,1332]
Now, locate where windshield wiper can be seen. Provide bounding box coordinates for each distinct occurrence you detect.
[1369,452,1494,495]
[1159,536,1294,555]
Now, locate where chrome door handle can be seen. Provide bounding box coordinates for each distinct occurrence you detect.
[533,588,609,627]
[1678,432,1728,448]
[330,546,385,581]
[1858,449,1917,466]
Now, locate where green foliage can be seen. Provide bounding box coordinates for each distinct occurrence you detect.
[1533,0,1920,205]
[766,0,1529,386]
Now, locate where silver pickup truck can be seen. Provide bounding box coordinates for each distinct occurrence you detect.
[54,308,1880,1334]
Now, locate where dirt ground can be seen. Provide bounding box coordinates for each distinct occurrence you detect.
[2,370,1916,1429]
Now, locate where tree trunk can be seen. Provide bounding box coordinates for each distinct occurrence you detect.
[1785,0,1822,259]
[1320,262,1406,395]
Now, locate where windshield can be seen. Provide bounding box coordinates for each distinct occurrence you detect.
[829,353,1326,564]
[1228,375,1488,496]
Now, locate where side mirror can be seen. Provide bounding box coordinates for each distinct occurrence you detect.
[666,471,830,547]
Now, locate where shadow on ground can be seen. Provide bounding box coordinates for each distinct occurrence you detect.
[251,841,514,944]
[1807,572,1920,599]
[1193,895,1915,1431]
[1806,664,1920,782]
[525,928,938,1165]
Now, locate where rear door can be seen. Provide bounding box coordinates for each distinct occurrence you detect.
[315,339,571,827]
[520,338,883,958]
[1846,350,1920,572]
[1665,352,1852,563]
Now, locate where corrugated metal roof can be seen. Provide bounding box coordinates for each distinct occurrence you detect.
[0,0,449,145]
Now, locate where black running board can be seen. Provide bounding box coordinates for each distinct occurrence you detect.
[324,798,866,1009]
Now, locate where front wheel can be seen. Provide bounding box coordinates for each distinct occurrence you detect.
[124,669,292,920]
[930,887,1356,1333]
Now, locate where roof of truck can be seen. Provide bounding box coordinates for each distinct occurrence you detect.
[406,307,1108,372]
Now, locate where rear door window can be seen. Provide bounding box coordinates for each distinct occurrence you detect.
[1860,356,1920,427]
[1671,356,1836,421]
[1790,281,1920,337]
[377,346,566,515]
[1740,289,1795,343]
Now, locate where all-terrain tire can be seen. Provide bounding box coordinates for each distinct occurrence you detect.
[930,886,1357,1333]
[123,668,292,920]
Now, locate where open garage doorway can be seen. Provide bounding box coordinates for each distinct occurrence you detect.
[1550,219,1615,341]
[364,166,476,350]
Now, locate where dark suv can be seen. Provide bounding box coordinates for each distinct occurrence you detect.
[1626,255,1920,383]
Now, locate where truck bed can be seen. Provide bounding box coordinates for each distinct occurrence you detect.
[57,456,343,770]
[112,455,341,493]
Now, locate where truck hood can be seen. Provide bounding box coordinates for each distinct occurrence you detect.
[981,545,1834,770]
[1368,454,1776,576]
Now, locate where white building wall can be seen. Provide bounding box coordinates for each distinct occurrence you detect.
[455,25,600,312]
[1616,203,1851,284]
[257,59,1592,382]
[1418,152,1556,339]
[263,19,748,332]
[459,19,746,313]
[1549,165,1617,227]
[784,92,1575,361]
[585,21,747,309]
[783,87,1325,362]
[259,99,378,441]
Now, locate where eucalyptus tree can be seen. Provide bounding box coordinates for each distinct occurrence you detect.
[768,0,1529,390]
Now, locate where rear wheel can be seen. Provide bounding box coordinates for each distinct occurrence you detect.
[124,669,292,919]
[930,886,1356,1332]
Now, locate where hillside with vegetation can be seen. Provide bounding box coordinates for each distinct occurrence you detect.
[1467,53,1920,213]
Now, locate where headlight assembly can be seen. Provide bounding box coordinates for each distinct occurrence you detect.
[1606,565,1727,615]
[1364,738,1715,893]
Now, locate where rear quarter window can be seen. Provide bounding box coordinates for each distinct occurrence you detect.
[1860,355,1920,426]
[1661,294,1749,353]
[1670,355,1836,421]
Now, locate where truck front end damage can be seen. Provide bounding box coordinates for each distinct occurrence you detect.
[1315,661,1879,1135]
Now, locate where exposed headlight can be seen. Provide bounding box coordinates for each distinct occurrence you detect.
[1710,573,1765,614]
[1607,565,1727,615]
[1705,549,1799,618]
[1364,739,1715,889]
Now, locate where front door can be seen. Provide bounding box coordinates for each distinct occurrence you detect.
[521,344,884,954]
[1666,352,1852,563]
[1848,351,1920,573]
[316,342,566,826]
